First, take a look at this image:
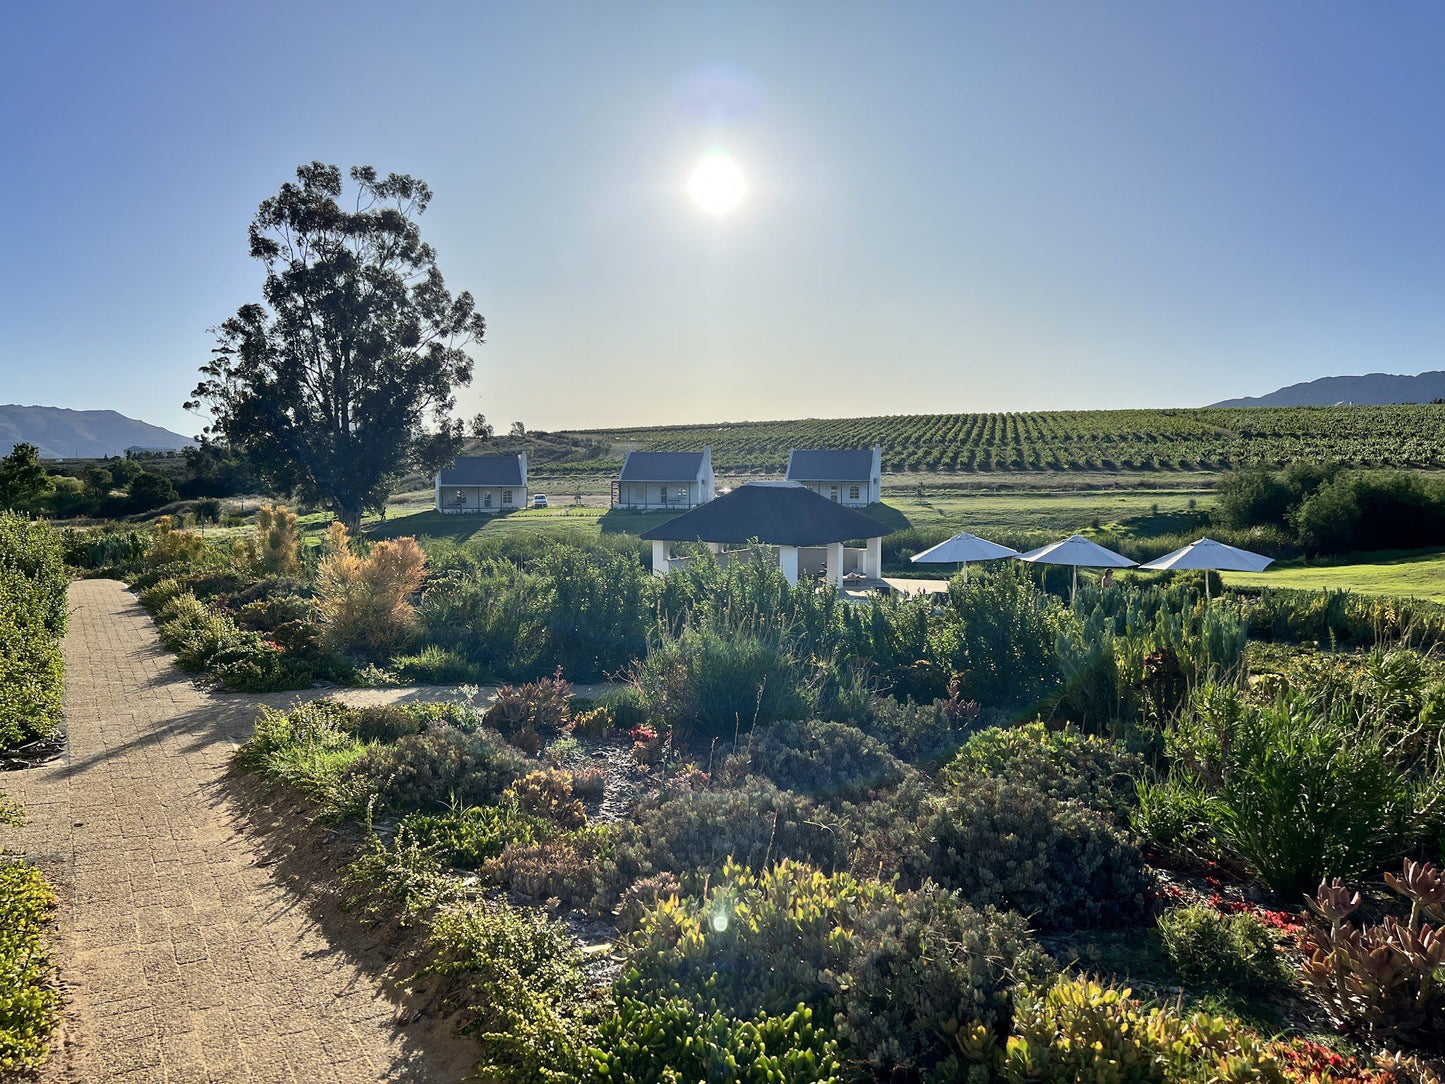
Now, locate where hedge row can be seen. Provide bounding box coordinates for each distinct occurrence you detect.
[0,514,68,751]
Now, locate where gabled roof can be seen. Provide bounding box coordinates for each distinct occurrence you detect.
[786,447,877,481]
[619,450,708,482]
[641,481,891,546]
[438,454,526,487]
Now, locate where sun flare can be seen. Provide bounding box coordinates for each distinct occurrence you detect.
[688,151,746,215]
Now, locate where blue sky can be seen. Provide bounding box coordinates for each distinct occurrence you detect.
[2,2,1443,436]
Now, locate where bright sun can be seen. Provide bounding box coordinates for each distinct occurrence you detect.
[688,151,746,214]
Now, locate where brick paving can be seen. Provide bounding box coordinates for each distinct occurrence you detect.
[2,580,478,1083]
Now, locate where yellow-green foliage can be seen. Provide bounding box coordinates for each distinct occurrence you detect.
[252,504,300,575]
[316,522,427,657]
[0,514,67,749]
[994,976,1283,1084]
[143,515,204,569]
[0,855,60,1073]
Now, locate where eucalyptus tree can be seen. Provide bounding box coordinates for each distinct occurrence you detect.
[189,162,484,528]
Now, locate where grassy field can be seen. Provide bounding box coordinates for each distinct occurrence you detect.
[1222,548,1445,603]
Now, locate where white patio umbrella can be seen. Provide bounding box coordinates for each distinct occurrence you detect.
[1138,537,1273,600]
[1017,534,1136,601]
[910,531,1019,582]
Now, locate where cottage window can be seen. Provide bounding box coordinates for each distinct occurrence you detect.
[484,491,493,507]
[502,490,512,505]
[829,485,839,501]
[455,489,466,504]
[849,485,860,500]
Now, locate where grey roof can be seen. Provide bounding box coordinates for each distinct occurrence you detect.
[438,454,525,487]
[641,481,891,546]
[786,448,876,481]
[619,450,707,482]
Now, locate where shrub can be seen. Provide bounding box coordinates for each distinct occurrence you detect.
[733,718,905,802]
[250,504,300,575]
[342,825,461,924]
[944,721,1143,823]
[336,703,429,743]
[922,777,1150,930]
[0,856,60,1074]
[316,522,426,658]
[623,779,846,884]
[997,976,1282,1084]
[855,694,976,765]
[1300,859,1445,1043]
[426,900,600,1083]
[617,859,894,1018]
[1157,904,1284,995]
[632,626,812,743]
[588,999,843,1084]
[837,883,1050,1078]
[0,514,67,750]
[399,806,542,868]
[348,725,527,813]
[392,645,478,684]
[929,572,1066,708]
[142,515,204,568]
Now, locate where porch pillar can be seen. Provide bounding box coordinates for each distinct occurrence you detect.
[865,536,883,580]
[651,540,671,577]
[778,545,799,585]
[826,541,844,587]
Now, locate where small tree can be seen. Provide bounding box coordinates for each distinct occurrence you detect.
[82,467,113,499]
[0,443,52,509]
[128,471,178,512]
[470,413,494,441]
[510,421,526,438]
[188,162,485,530]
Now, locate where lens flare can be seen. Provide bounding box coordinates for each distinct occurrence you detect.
[688,151,746,215]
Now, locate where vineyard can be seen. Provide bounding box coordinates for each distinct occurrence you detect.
[555,404,1445,475]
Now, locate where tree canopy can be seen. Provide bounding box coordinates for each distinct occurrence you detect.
[188,162,484,527]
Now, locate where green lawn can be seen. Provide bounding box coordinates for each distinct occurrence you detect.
[1222,548,1445,603]
[366,505,675,544]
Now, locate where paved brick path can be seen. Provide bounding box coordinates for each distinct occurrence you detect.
[1,580,480,1083]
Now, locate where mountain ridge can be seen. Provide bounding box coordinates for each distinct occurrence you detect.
[0,404,196,459]
[1210,370,1445,408]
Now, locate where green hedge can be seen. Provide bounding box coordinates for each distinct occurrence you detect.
[0,515,67,750]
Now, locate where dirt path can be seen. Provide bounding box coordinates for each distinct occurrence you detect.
[1,580,490,1083]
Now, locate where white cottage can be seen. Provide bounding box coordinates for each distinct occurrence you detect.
[435,452,527,514]
[611,448,715,510]
[785,445,882,506]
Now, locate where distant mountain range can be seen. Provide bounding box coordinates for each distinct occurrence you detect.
[1211,371,1445,408]
[0,405,196,459]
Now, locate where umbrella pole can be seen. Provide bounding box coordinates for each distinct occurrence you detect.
[1071,564,1077,603]
[962,561,968,584]
[1205,571,1211,603]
